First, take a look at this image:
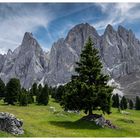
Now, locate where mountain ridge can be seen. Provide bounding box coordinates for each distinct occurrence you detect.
[0,23,140,98]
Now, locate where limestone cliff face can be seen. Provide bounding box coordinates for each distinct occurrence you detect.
[44,23,101,85]
[0,32,48,88]
[1,23,140,97]
[45,23,140,98]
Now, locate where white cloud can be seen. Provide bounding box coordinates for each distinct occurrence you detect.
[0,4,52,54]
[1,3,140,55]
[94,3,139,30]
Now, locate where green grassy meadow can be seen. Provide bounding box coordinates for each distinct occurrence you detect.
[0,98,140,137]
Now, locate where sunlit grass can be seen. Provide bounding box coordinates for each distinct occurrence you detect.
[0,98,139,137]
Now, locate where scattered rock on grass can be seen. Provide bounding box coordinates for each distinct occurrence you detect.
[81,114,117,129]
[121,111,130,115]
[67,110,80,114]
[0,112,24,135]
[49,106,56,112]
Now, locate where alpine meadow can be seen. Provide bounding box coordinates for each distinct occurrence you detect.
[0,2,140,137]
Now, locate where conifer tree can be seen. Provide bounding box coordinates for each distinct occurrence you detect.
[129,99,133,109]
[120,96,127,110]
[4,78,21,105]
[0,78,5,99]
[36,84,49,105]
[19,88,28,106]
[115,94,120,108]
[55,85,65,102]
[135,96,140,110]
[112,95,116,107]
[40,84,49,105]
[28,88,34,103]
[112,94,120,108]
[51,87,57,98]
[36,84,42,104]
[61,37,113,115]
[31,83,38,96]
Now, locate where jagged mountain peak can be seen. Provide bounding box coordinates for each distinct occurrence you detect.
[1,22,140,98]
[117,25,134,35]
[22,32,33,44]
[118,25,135,44]
[118,25,127,32]
[104,24,116,35]
[7,49,12,56]
[21,32,41,51]
[66,23,99,41]
[71,22,91,29]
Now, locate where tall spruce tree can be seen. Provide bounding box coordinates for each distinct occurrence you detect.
[120,96,127,110]
[19,88,28,106]
[36,84,49,105]
[116,94,120,108]
[112,94,120,108]
[31,83,38,96]
[129,99,133,109]
[112,95,116,107]
[55,85,65,102]
[61,37,113,115]
[28,88,34,103]
[0,78,5,99]
[40,84,49,105]
[135,96,140,110]
[36,84,42,104]
[4,78,21,105]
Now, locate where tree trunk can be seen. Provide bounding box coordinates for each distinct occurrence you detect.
[88,108,93,115]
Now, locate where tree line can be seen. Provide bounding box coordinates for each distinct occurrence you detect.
[0,37,140,117]
[0,78,49,106]
[51,85,140,111]
[112,94,140,110]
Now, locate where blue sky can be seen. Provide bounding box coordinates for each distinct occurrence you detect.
[0,3,140,54]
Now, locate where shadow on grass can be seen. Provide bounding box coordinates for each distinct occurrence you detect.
[117,118,134,124]
[49,119,101,130]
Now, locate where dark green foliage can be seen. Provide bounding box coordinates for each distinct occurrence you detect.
[60,80,82,111]
[61,37,113,115]
[0,78,5,99]
[48,86,53,96]
[36,84,49,105]
[135,96,140,110]
[28,88,34,103]
[36,84,42,103]
[54,85,65,102]
[129,99,133,109]
[19,88,28,106]
[112,94,120,108]
[4,78,21,105]
[50,87,57,98]
[120,96,127,110]
[31,83,38,96]
[41,84,49,105]
[28,83,38,103]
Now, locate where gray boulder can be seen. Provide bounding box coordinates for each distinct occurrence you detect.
[0,112,24,135]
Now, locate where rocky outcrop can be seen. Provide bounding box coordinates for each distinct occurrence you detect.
[81,114,117,129]
[0,32,49,88]
[45,23,140,98]
[0,112,24,135]
[44,23,101,86]
[1,23,140,97]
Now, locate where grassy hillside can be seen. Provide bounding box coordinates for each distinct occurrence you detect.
[0,98,140,137]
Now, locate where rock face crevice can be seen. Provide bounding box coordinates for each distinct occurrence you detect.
[0,23,140,97]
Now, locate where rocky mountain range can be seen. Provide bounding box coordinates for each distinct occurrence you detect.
[0,23,140,98]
